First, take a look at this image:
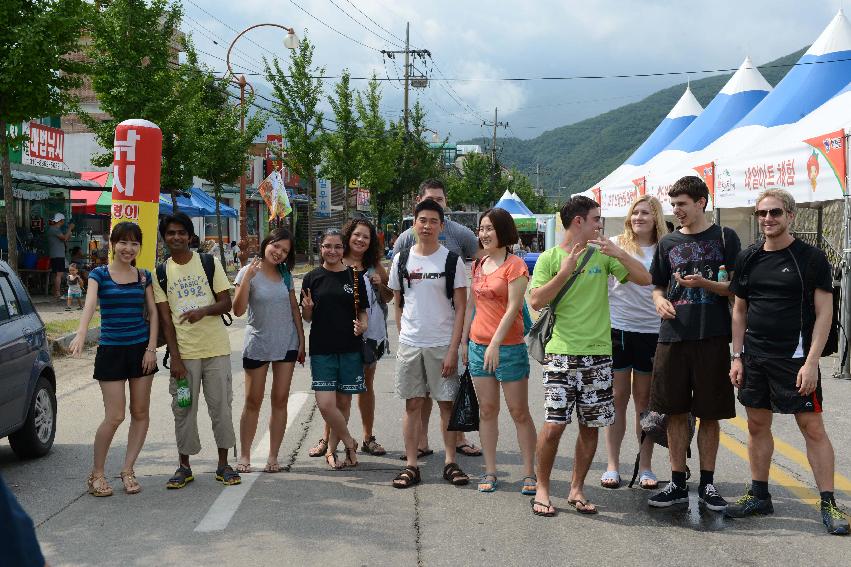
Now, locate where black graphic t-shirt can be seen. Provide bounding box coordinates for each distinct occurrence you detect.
[301,266,367,355]
[650,224,741,342]
[730,239,833,358]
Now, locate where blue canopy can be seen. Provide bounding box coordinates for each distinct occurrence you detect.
[157,187,238,218]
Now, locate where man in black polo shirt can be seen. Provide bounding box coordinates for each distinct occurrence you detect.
[726,189,849,535]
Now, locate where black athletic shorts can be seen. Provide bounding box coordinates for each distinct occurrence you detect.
[738,354,823,414]
[50,257,66,274]
[93,342,157,381]
[243,350,299,369]
[649,336,735,420]
[611,328,657,374]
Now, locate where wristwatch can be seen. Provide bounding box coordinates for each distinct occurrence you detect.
[731,352,742,360]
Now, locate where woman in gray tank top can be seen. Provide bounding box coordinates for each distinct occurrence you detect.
[232,228,305,473]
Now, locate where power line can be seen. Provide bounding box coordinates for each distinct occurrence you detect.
[341,0,408,46]
[184,0,280,59]
[283,0,383,52]
[324,0,404,49]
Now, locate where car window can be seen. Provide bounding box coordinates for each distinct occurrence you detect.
[0,275,21,321]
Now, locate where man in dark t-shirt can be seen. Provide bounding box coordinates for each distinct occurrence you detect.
[647,176,741,512]
[726,189,849,536]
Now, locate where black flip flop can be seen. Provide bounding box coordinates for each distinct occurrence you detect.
[456,443,482,457]
[399,448,434,460]
[530,498,557,517]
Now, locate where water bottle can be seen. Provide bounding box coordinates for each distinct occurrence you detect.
[717,265,728,282]
[176,377,192,408]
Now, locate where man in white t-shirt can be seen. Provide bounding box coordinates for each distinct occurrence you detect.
[388,199,470,489]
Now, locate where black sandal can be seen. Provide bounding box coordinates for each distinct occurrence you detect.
[393,466,421,489]
[166,466,194,489]
[398,448,433,460]
[442,462,470,486]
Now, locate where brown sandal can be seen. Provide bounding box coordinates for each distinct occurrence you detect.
[443,462,470,486]
[342,442,358,468]
[309,438,328,457]
[120,470,141,494]
[325,452,342,470]
[87,473,113,497]
[393,466,421,489]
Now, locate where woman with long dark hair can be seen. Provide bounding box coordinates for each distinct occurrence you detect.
[233,228,305,473]
[69,222,159,497]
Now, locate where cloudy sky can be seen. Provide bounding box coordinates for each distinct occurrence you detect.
[182,0,844,142]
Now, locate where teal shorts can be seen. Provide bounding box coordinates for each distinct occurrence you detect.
[467,342,530,382]
[310,352,366,394]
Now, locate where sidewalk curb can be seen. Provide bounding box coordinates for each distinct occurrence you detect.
[50,327,100,356]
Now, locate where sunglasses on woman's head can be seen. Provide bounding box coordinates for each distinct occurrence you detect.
[754,208,785,218]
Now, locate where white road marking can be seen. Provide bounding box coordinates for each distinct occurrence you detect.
[195,391,310,532]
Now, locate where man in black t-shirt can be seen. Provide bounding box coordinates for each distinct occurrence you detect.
[726,189,849,535]
[647,176,741,512]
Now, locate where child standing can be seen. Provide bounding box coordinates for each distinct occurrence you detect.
[66,263,85,311]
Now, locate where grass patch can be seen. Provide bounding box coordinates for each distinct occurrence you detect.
[45,314,100,339]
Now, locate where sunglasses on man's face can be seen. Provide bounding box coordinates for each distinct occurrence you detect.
[754,208,785,218]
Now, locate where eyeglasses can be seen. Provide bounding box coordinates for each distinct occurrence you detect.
[754,208,785,218]
[320,244,344,250]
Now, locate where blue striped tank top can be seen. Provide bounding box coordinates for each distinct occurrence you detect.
[89,265,151,346]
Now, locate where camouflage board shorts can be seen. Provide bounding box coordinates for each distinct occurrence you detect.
[542,354,615,427]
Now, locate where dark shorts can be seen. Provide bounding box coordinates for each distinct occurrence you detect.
[310,352,366,394]
[739,355,823,414]
[243,350,298,369]
[611,328,657,374]
[93,342,157,381]
[650,336,735,420]
[50,257,66,274]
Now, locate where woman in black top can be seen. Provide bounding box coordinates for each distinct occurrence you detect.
[301,229,368,469]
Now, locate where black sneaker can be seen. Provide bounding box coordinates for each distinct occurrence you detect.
[821,500,850,535]
[698,483,728,512]
[648,481,689,507]
[724,490,773,518]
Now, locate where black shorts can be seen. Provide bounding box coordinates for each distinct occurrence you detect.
[611,328,657,374]
[243,350,298,369]
[739,355,823,414]
[650,336,735,420]
[50,257,66,274]
[93,342,157,381]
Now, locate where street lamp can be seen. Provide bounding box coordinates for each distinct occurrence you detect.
[225,24,299,244]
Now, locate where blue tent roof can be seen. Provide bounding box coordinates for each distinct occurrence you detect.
[157,188,238,217]
[625,87,702,165]
[736,11,851,129]
[666,57,771,152]
[493,198,532,216]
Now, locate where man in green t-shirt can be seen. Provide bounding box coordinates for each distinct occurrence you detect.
[528,195,651,517]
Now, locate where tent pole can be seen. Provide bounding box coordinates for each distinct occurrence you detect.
[836,133,851,380]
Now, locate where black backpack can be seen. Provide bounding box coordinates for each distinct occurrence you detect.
[735,240,845,360]
[155,252,233,366]
[396,248,460,310]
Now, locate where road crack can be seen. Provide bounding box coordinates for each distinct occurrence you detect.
[284,401,318,472]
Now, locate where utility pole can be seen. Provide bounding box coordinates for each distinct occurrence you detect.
[483,107,507,191]
[381,23,429,133]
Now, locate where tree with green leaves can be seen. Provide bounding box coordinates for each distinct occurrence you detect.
[390,101,443,220]
[190,54,267,267]
[508,167,555,213]
[446,151,493,208]
[321,70,360,221]
[356,75,398,228]
[84,0,199,210]
[265,35,325,265]
[0,0,88,269]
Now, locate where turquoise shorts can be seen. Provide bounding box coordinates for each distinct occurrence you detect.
[310,352,366,394]
[467,342,529,382]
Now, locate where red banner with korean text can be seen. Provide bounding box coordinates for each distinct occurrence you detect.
[804,129,846,195]
[632,177,646,198]
[693,162,715,208]
[111,119,162,271]
[591,187,601,205]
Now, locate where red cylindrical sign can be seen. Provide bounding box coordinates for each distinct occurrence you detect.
[111,119,162,270]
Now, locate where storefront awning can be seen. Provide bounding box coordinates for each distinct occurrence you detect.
[71,190,111,215]
[3,168,102,189]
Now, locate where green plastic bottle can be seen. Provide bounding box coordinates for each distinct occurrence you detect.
[718,265,728,282]
[176,378,191,408]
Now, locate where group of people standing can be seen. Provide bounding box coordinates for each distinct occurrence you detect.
[69,174,847,535]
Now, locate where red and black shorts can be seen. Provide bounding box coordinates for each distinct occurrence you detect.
[738,354,823,414]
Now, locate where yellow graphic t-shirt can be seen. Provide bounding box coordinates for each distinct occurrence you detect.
[152,253,233,360]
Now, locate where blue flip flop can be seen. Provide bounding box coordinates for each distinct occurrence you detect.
[478,473,498,493]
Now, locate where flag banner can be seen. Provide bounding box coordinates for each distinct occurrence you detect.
[258,170,292,220]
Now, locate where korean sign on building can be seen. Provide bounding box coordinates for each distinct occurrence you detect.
[23,122,64,170]
[315,178,331,218]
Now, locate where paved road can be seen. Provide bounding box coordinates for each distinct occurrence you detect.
[3,316,851,566]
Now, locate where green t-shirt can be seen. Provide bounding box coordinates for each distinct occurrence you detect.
[530,246,629,355]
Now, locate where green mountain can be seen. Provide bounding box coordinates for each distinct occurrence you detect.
[463,48,808,199]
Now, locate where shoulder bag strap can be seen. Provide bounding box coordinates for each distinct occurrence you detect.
[550,248,594,308]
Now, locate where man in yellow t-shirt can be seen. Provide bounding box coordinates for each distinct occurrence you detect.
[153,213,240,489]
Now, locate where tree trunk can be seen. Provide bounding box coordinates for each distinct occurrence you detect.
[170,188,178,213]
[343,176,349,222]
[307,174,315,266]
[214,183,227,268]
[0,121,18,271]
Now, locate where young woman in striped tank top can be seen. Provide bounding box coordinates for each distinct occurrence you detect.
[69,222,159,497]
